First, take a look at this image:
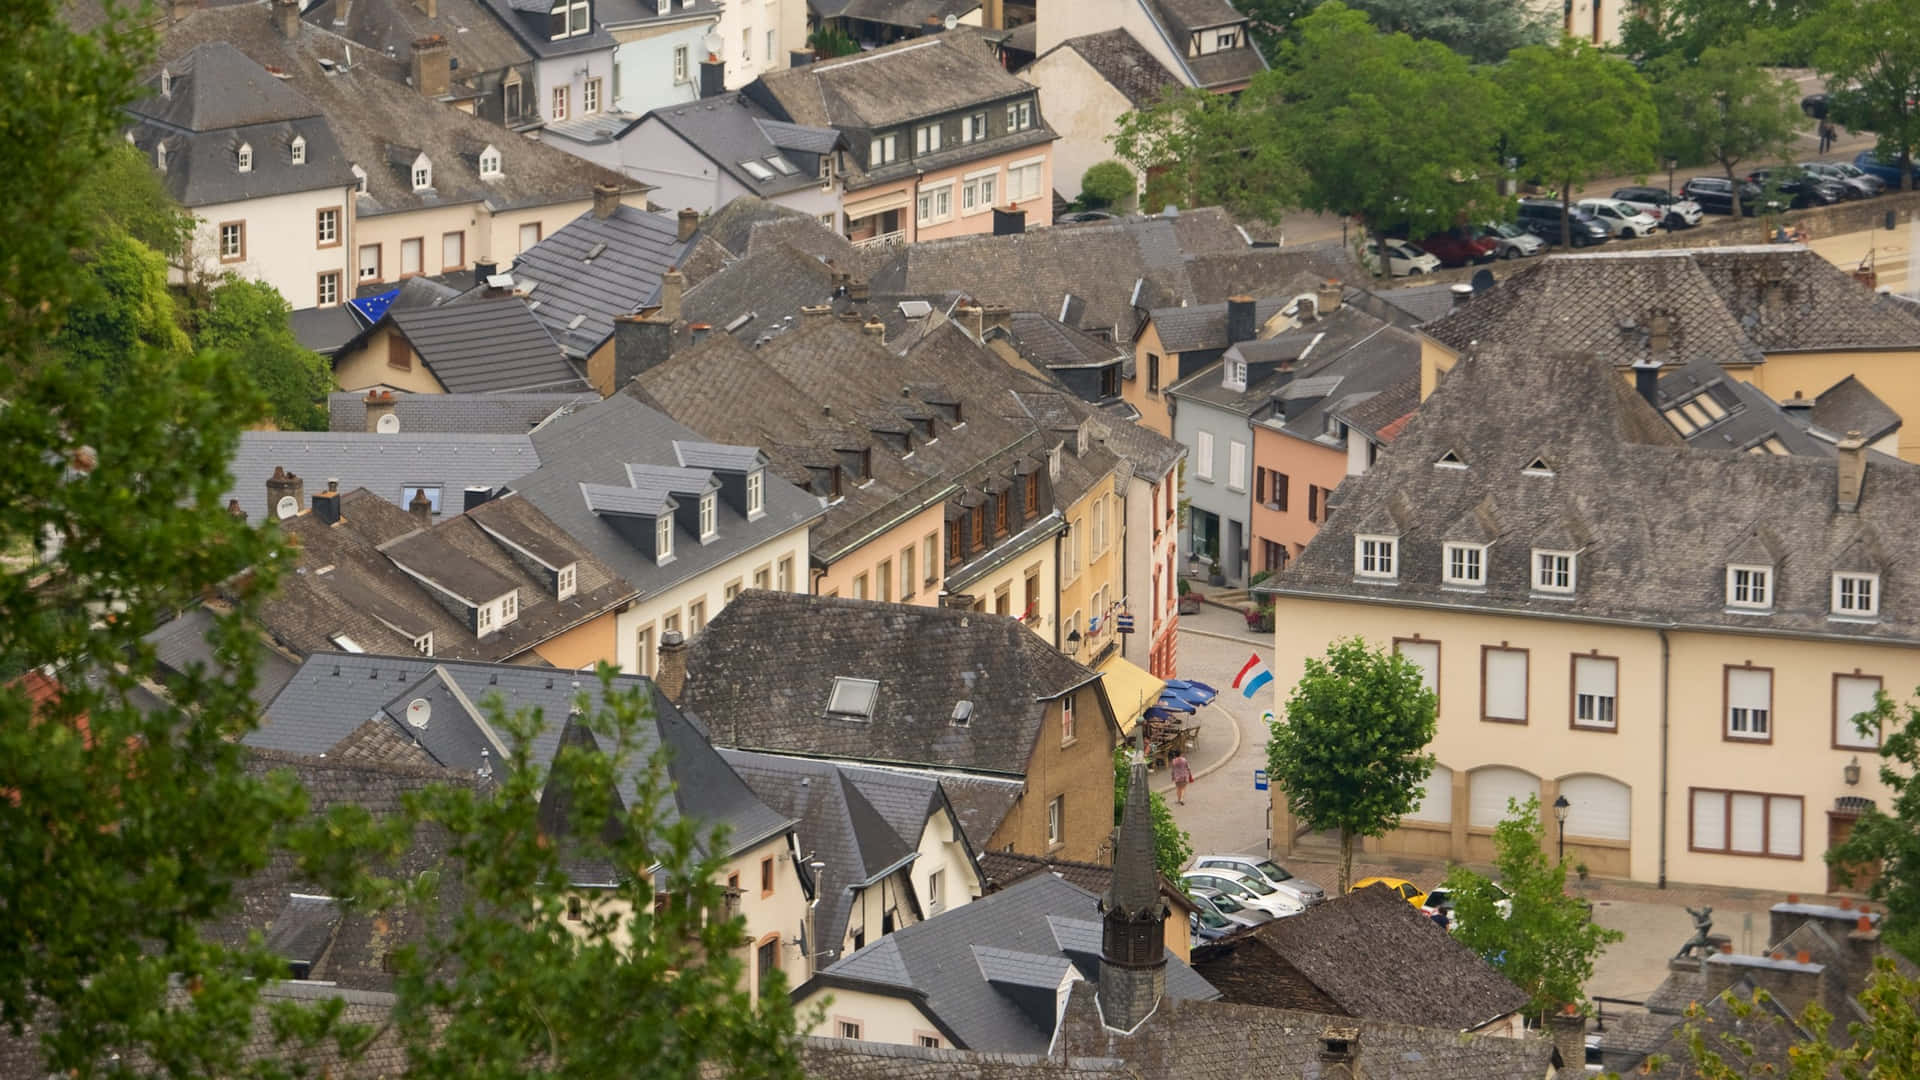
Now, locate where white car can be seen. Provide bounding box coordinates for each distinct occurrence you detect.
[1422,882,1513,934]
[1576,198,1660,238]
[1610,186,1705,228]
[1362,238,1443,277]
[1179,868,1304,919]
[1474,222,1545,259]
[1191,854,1327,907]
[1189,888,1273,928]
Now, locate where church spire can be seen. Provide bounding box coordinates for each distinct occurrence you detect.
[1098,749,1168,1032]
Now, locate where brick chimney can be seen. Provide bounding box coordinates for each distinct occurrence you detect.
[364,389,398,433]
[658,267,684,322]
[655,629,688,701]
[800,304,833,322]
[409,487,434,525]
[592,182,622,220]
[266,467,305,520]
[1837,431,1867,511]
[677,207,700,242]
[1545,1009,1585,1074]
[311,479,343,526]
[411,35,451,97]
[981,304,1013,336]
[1226,295,1256,345]
[605,311,673,394]
[1316,1027,1359,1080]
[1316,280,1343,315]
[271,0,300,38]
[862,317,885,339]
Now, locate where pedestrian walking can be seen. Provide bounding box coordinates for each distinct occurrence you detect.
[1820,120,1835,155]
[1171,751,1194,805]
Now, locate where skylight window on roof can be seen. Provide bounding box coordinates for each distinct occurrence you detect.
[568,314,587,330]
[952,700,973,726]
[584,241,607,262]
[740,160,775,181]
[1434,449,1466,469]
[329,633,364,653]
[1663,404,1697,435]
[767,155,797,175]
[827,677,879,720]
[1523,457,1553,476]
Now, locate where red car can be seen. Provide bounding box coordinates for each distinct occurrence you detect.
[1417,229,1497,267]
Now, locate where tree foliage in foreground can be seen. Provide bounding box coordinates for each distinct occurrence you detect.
[1337,0,1554,64]
[1797,0,1920,190]
[1109,86,1297,224]
[1649,35,1803,217]
[1496,38,1658,246]
[191,275,334,432]
[1660,958,1920,1079]
[1827,687,1920,963]
[1266,635,1435,891]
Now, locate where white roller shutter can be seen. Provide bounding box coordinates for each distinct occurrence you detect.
[1769,798,1802,857]
[1470,767,1539,828]
[1483,648,1528,721]
[1692,790,1726,850]
[1396,640,1440,697]
[1558,775,1630,842]
[1835,675,1881,749]
[1406,764,1453,823]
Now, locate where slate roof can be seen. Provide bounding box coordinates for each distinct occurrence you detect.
[809,0,981,28]
[1374,281,1462,325]
[1043,30,1180,109]
[383,296,586,393]
[1813,373,1902,442]
[1002,312,1127,370]
[507,392,822,601]
[510,204,694,359]
[257,488,634,662]
[1638,981,1808,1080]
[1338,372,1419,442]
[475,0,616,57]
[1056,981,1554,1080]
[978,851,1200,914]
[288,304,363,356]
[303,0,530,94]
[255,651,792,859]
[144,607,300,708]
[794,1038,1132,1078]
[644,92,843,199]
[1150,296,1289,354]
[1190,883,1526,1030]
[1149,0,1266,89]
[682,592,1104,777]
[148,6,640,218]
[1169,297,1418,426]
[326,390,596,434]
[801,874,1218,1054]
[223,431,541,523]
[1267,343,1920,645]
[915,771,1026,849]
[693,194,865,268]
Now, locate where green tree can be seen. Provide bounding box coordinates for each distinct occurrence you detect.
[1619,0,1813,65]
[1443,796,1622,1023]
[1666,958,1920,1079]
[1237,0,1316,55]
[1498,39,1659,246]
[1798,0,1920,190]
[1337,0,1554,64]
[1109,86,1297,223]
[1826,688,1920,962]
[191,274,334,431]
[1114,746,1194,880]
[1650,35,1803,217]
[805,26,858,59]
[1265,636,1436,891]
[51,231,190,391]
[69,142,193,259]
[1079,159,1138,210]
[1264,2,1510,276]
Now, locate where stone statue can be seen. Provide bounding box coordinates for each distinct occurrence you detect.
[1675,905,1715,960]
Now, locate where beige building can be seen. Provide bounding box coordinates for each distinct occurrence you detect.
[1020,30,1179,206]
[1262,345,1913,896]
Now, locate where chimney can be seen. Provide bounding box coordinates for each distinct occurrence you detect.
[1781,389,1815,418]
[655,629,688,702]
[227,498,245,519]
[958,304,984,342]
[789,48,814,68]
[409,487,433,525]
[1226,295,1256,345]
[699,57,725,99]
[364,389,397,433]
[1546,1010,1586,1075]
[462,486,494,512]
[992,206,1026,236]
[1449,282,1473,310]
[266,466,305,520]
[658,267,685,321]
[1316,279,1342,315]
[689,322,711,344]
[1316,1027,1359,1080]
[1648,313,1672,361]
[848,279,870,302]
[1631,358,1662,409]
[862,317,886,339]
[311,479,343,526]
[1837,431,1867,511]
[800,304,833,322]
[412,0,436,15]
[1764,277,1785,309]
[981,303,1013,336]
[1096,753,1168,1033]
[607,313,674,392]
[677,207,700,243]
[592,182,622,220]
[473,259,498,290]
[271,0,300,39]
[982,0,1003,27]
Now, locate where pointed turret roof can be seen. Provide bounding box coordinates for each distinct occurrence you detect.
[1103,755,1162,918]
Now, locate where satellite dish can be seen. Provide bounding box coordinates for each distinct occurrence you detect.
[702,30,723,55]
[376,412,400,433]
[1470,268,1495,292]
[275,495,298,520]
[406,697,432,729]
[942,12,957,29]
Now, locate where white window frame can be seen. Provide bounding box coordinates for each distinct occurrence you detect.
[698,492,716,540]
[220,223,243,259]
[1443,542,1486,586]
[237,142,253,173]
[477,603,493,631]
[1061,692,1075,743]
[777,555,793,592]
[869,133,898,168]
[915,180,953,226]
[583,76,600,114]
[1726,564,1772,610]
[557,564,577,599]
[1533,549,1575,593]
[746,468,765,517]
[961,166,997,215]
[963,111,987,143]
[655,514,674,562]
[1008,155,1044,202]
[1046,795,1062,846]
[500,590,518,623]
[1691,788,1801,858]
[914,122,942,154]
[412,161,432,191]
[358,243,381,281]
[1572,654,1617,730]
[317,271,339,307]
[1354,535,1397,579]
[479,149,501,178]
[1832,572,1878,616]
[1006,99,1033,132]
[673,45,689,83]
[1194,430,1215,481]
[290,135,306,165]
[316,207,338,246]
[1226,440,1247,493]
[1726,666,1772,741]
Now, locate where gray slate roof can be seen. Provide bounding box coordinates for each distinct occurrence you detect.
[476,0,615,58]
[144,607,300,708]
[1813,374,1902,442]
[386,297,586,393]
[1149,0,1266,89]
[510,204,693,359]
[508,393,822,602]
[224,431,541,523]
[1150,296,1288,354]
[682,592,1104,777]
[1002,312,1127,370]
[288,302,364,356]
[802,874,1218,1054]
[1268,343,1920,644]
[644,93,842,198]
[1043,30,1180,109]
[303,0,530,94]
[326,390,596,434]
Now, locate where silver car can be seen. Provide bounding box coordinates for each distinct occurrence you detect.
[1191,854,1327,907]
[1190,888,1272,929]
[1474,222,1544,259]
[1178,868,1304,919]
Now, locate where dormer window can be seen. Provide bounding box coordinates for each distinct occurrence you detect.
[291,135,306,165]
[155,141,168,172]
[237,142,253,172]
[412,632,433,656]
[1726,565,1772,610]
[869,132,898,167]
[1005,99,1033,132]
[698,492,716,540]
[556,564,577,600]
[1833,572,1878,616]
[411,155,432,191]
[827,676,879,720]
[1355,534,1397,579]
[1443,543,1485,586]
[549,0,589,38]
[655,514,674,562]
[746,468,765,517]
[1533,550,1575,593]
[479,146,501,178]
[1222,359,1247,392]
[500,591,518,623]
[1434,449,1466,469]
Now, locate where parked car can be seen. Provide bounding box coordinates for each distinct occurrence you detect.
[1802,92,1829,118]
[1349,876,1427,908]
[1802,160,1884,198]
[1610,186,1704,228]
[1057,210,1117,224]
[1179,868,1305,919]
[1191,854,1328,907]
[1514,198,1609,247]
[1421,882,1513,932]
[1852,149,1914,189]
[1576,198,1661,238]
[1361,237,1443,277]
[1414,228,1497,267]
[1189,888,1272,929]
[1473,221,1545,259]
[1189,895,1240,941]
[1746,167,1846,208]
[1680,175,1774,216]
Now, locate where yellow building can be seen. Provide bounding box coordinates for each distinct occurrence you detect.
[1261,346,1913,896]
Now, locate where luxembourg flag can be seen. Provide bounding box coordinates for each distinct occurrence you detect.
[1233,653,1273,699]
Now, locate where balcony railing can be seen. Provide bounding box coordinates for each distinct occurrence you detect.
[851,229,906,250]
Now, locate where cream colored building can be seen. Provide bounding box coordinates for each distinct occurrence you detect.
[1020,30,1179,206]
[1262,345,1913,897]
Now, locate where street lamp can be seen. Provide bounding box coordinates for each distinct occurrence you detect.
[1665,157,1679,230]
[1553,794,1571,862]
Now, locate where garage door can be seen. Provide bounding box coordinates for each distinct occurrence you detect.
[1470,767,1540,828]
[1558,774,1631,842]
[1406,764,1453,823]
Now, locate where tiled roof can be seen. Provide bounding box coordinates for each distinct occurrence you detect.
[144,607,300,708]
[1338,372,1419,441]
[387,297,586,393]
[303,0,530,92]
[1003,312,1127,369]
[1813,373,1902,442]
[510,204,693,360]
[1269,343,1920,644]
[1190,883,1526,1029]
[326,390,595,434]
[1048,30,1181,109]
[794,1038,1133,1078]
[682,592,1102,777]
[754,28,1028,130]
[223,431,541,523]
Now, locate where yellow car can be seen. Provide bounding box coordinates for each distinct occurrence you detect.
[1349,876,1427,908]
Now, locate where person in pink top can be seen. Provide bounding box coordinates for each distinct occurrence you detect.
[1170,752,1194,805]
